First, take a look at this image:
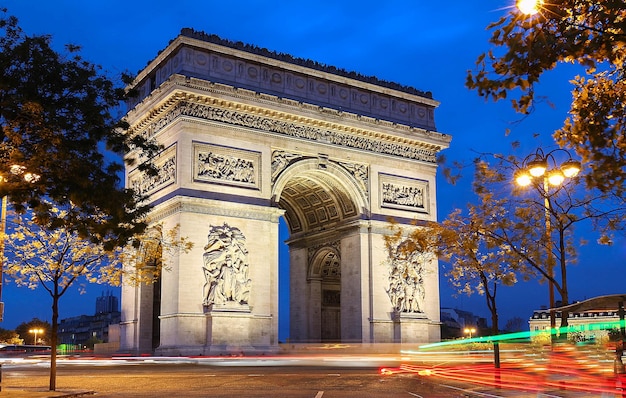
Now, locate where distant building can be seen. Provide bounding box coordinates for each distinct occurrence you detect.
[58,291,121,348]
[529,306,623,342]
[96,291,119,314]
[440,307,487,339]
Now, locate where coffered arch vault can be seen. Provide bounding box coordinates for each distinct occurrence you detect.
[272,158,368,236]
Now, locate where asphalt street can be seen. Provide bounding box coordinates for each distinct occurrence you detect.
[0,357,619,398]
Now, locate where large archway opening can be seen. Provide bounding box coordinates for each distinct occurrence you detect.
[274,165,364,343]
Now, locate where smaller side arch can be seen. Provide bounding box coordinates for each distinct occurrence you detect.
[308,246,341,281]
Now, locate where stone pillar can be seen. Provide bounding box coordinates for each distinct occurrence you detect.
[119,282,154,354]
[340,230,363,342]
[289,246,308,342]
[308,277,322,341]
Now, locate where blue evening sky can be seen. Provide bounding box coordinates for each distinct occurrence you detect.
[2,1,624,334]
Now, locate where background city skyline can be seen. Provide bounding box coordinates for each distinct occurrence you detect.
[2,0,624,337]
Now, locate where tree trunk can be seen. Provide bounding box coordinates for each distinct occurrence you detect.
[49,294,58,391]
[491,309,500,368]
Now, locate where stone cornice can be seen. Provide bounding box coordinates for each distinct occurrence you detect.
[148,196,284,223]
[127,75,450,163]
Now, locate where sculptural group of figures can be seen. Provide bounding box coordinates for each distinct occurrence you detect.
[202,223,251,306]
[197,151,255,184]
[382,183,424,208]
[387,243,426,314]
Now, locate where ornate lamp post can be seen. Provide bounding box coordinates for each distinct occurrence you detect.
[514,148,581,340]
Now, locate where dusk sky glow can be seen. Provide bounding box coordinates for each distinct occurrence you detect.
[2,0,624,335]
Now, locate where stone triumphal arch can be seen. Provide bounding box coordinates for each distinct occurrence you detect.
[120,30,451,355]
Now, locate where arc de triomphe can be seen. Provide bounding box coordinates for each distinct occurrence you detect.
[120,29,451,355]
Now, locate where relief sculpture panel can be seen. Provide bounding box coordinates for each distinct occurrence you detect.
[379,173,429,214]
[386,239,427,314]
[202,223,251,308]
[128,144,176,196]
[194,142,261,190]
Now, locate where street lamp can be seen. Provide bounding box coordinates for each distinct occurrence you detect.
[464,327,476,339]
[517,0,543,16]
[514,148,581,340]
[29,328,44,345]
[516,0,626,39]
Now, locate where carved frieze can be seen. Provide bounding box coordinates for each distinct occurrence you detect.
[128,144,177,196]
[137,100,439,163]
[193,142,261,190]
[379,173,429,214]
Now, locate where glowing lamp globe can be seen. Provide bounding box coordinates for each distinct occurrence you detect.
[517,0,543,15]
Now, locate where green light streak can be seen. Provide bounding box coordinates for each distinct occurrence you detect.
[414,319,625,351]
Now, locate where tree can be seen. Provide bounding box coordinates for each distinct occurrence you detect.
[504,317,526,333]
[386,168,525,368]
[2,203,192,390]
[0,327,22,344]
[83,336,103,350]
[0,9,160,249]
[470,152,624,332]
[15,319,50,345]
[466,1,626,197]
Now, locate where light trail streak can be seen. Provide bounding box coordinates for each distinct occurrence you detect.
[381,347,626,396]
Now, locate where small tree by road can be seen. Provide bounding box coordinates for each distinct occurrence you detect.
[2,204,192,391]
[472,152,625,331]
[0,9,166,391]
[386,182,524,367]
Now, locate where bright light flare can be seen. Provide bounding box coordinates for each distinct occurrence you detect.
[515,170,532,186]
[517,0,543,15]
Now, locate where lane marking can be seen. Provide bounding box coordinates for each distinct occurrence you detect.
[314,391,324,398]
[407,392,423,397]
[440,384,504,398]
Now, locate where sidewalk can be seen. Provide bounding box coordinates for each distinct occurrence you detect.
[0,388,93,397]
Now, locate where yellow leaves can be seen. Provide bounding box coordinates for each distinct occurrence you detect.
[119,223,194,287]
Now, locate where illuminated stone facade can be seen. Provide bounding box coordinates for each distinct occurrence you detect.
[120,30,451,355]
